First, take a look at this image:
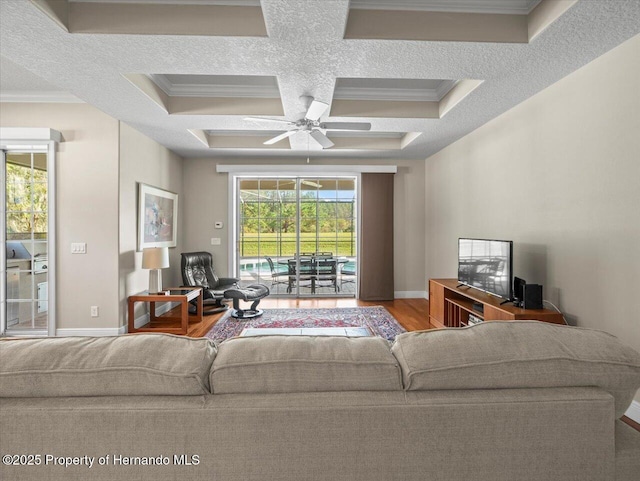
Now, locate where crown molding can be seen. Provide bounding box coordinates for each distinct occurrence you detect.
[217,164,398,174]
[207,130,405,139]
[168,84,280,98]
[334,80,456,102]
[0,91,83,103]
[206,129,285,137]
[148,74,173,95]
[70,0,260,5]
[349,0,541,15]
[149,74,280,99]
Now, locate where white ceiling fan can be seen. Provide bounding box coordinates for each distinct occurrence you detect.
[244,98,371,149]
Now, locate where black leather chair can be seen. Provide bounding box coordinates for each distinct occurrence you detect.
[181,252,239,314]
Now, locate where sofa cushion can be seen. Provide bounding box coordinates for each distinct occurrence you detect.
[0,334,216,397]
[391,321,640,418]
[615,420,640,481]
[211,335,402,394]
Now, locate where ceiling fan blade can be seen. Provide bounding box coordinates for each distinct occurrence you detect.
[263,130,298,145]
[320,122,371,131]
[301,180,322,188]
[309,130,335,149]
[305,100,329,121]
[245,117,295,126]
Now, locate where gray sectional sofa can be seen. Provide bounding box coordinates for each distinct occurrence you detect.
[1,320,639,481]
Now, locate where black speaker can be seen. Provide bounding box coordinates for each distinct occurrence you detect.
[523,284,543,310]
[513,276,526,305]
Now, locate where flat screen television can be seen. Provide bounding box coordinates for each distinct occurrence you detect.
[458,238,513,300]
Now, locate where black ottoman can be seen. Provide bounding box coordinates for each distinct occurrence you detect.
[224,284,270,319]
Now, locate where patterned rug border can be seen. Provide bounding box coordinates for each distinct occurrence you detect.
[205,306,406,344]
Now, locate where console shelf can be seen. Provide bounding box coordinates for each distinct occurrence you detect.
[429,278,564,329]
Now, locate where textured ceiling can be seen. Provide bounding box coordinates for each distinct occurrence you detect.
[0,0,639,160]
[0,56,57,91]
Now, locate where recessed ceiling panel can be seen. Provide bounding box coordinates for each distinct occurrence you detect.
[70,1,260,4]
[206,129,285,137]
[334,78,456,102]
[202,129,418,151]
[151,74,280,98]
[345,0,574,43]
[61,0,267,36]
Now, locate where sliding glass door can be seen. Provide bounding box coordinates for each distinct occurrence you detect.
[236,177,357,297]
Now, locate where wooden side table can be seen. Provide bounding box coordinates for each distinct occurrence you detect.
[127,287,203,335]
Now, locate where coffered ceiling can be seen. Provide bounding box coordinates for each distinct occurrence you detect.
[0,0,639,160]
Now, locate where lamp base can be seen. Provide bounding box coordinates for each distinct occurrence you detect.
[149,269,163,294]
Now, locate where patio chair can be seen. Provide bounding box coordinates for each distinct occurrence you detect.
[265,257,290,290]
[315,258,339,293]
[286,259,313,294]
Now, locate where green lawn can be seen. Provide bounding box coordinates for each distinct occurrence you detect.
[239,232,356,257]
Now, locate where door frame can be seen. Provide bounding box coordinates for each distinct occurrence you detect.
[1,128,60,337]
[232,174,359,298]
[222,164,396,299]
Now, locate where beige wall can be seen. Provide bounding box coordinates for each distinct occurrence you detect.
[425,34,640,402]
[118,123,184,326]
[182,158,426,294]
[1,103,120,330]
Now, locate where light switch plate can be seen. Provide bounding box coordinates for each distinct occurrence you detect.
[71,242,86,254]
[214,221,223,229]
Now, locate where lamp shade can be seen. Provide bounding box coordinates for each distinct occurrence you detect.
[142,247,170,269]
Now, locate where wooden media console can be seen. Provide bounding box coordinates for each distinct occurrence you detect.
[428,278,564,328]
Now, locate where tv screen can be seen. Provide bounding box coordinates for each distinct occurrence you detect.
[458,238,513,300]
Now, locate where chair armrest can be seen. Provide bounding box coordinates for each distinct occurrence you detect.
[218,277,240,286]
[180,285,214,300]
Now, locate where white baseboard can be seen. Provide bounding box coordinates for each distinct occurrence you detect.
[394,291,428,299]
[625,400,640,424]
[133,301,179,329]
[56,326,126,337]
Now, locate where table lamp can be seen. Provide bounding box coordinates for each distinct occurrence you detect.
[142,247,170,293]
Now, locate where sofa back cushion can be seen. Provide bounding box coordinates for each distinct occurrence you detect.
[0,334,216,397]
[211,335,402,394]
[391,321,640,418]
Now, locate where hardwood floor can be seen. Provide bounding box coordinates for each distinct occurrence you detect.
[183,297,431,338]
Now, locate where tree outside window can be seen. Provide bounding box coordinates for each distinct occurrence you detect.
[5,162,48,240]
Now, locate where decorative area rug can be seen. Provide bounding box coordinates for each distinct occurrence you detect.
[205,306,406,344]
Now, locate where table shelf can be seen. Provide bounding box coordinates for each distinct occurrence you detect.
[127,287,203,335]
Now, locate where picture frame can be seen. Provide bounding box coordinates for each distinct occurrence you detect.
[137,183,178,251]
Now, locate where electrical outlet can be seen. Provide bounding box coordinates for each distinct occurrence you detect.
[210,238,221,245]
[90,306,99,317]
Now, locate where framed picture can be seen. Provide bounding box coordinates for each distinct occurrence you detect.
[138,183,178,251]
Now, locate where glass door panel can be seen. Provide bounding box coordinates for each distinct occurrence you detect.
[236,176,357,297]
[4,151,49,334]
